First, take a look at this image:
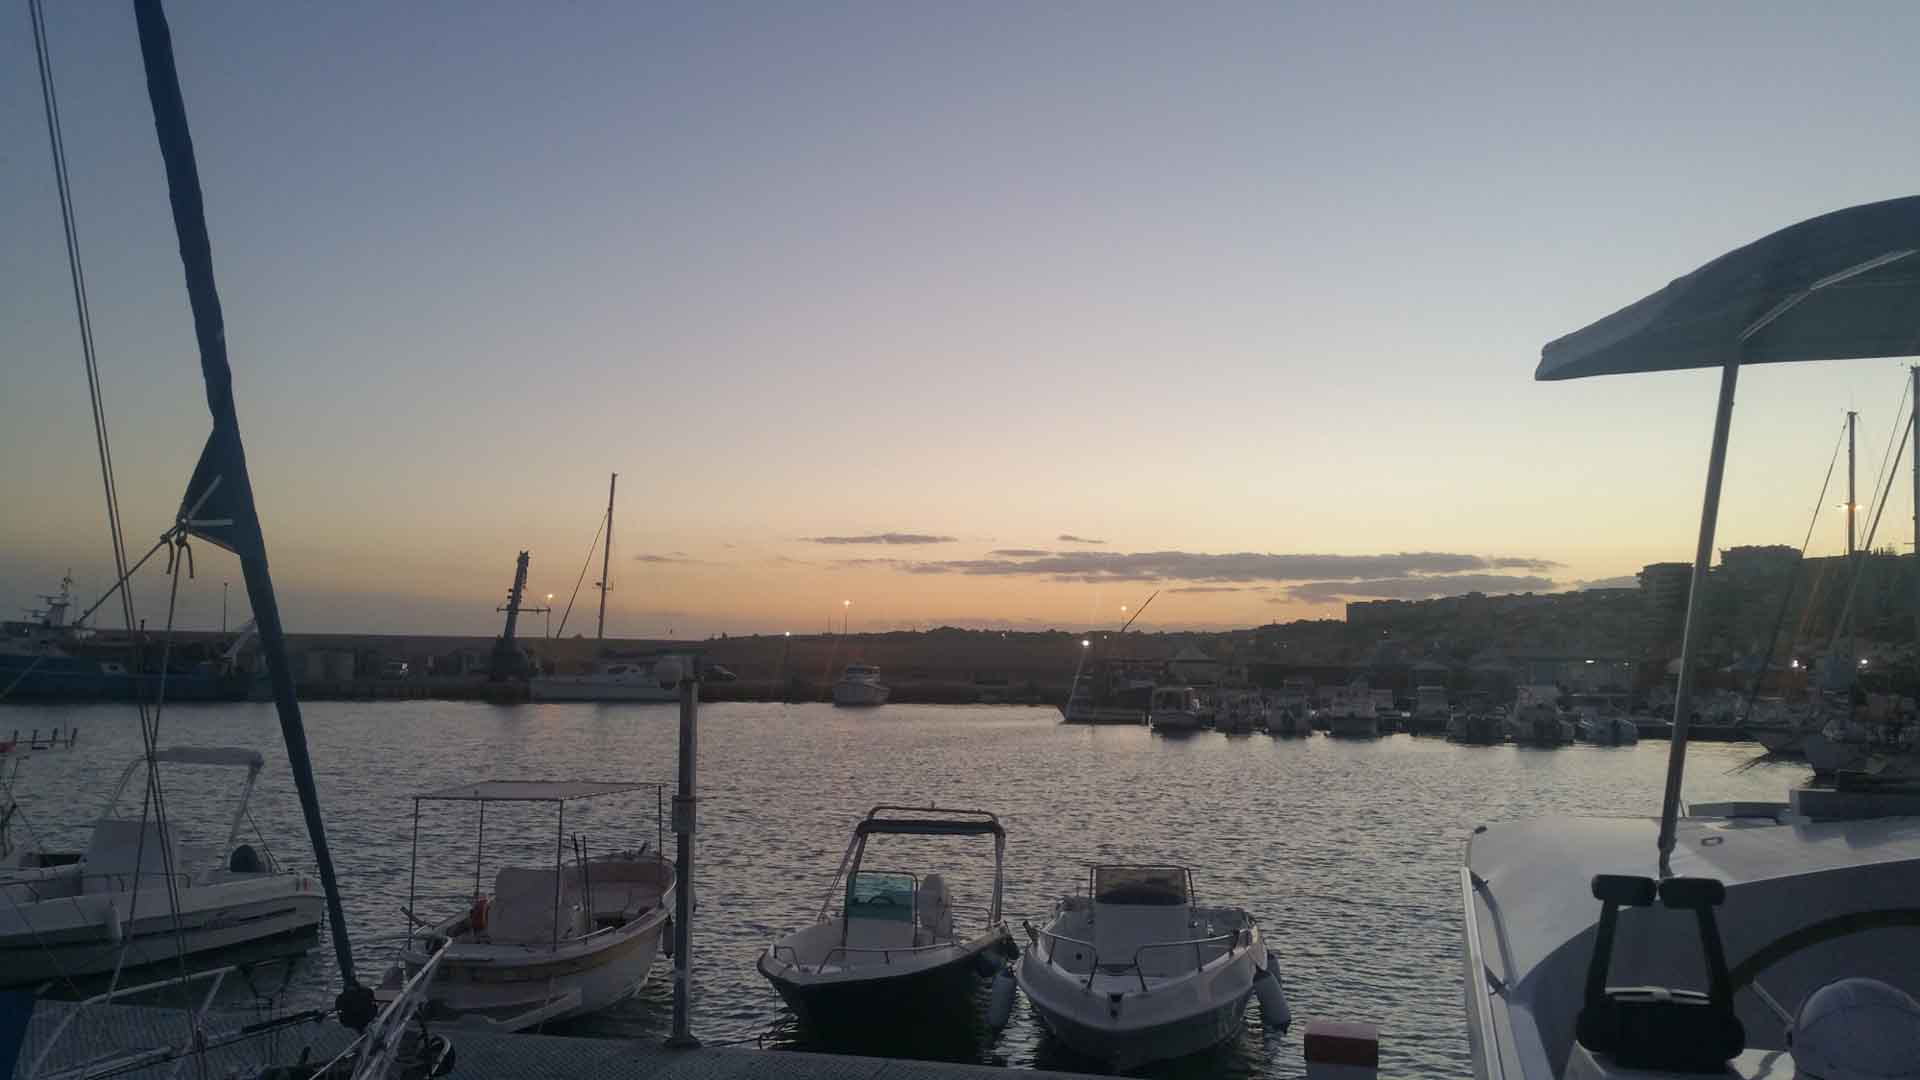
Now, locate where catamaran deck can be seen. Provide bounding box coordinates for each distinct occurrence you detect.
[20,1000,1105,1080]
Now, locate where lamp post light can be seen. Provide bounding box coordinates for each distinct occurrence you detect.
[842,599,851,636]
[546,594,555,639]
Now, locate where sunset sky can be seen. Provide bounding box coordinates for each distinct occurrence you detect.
[5,3,1920,639]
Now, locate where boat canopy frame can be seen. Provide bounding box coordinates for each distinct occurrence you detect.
[103,745,266,870]
[403,779,668,953]
[814,806,1006,928]
[1534,195,1920,875]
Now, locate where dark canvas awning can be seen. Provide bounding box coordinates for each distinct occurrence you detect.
[1539,196,1920,381]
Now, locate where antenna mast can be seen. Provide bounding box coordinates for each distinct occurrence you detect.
[596,473,617,641]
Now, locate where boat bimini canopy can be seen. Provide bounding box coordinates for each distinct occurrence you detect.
[1538,194,1920,874]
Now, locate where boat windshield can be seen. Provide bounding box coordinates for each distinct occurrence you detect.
[846,871,915,921]
[1093,866,1188,906]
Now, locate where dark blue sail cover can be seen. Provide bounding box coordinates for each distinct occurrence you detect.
[177,426,243,553]
[1539,196,1920,381]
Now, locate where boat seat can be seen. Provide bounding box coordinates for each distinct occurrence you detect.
[487,867,583,945]
[1094,901,1196,977]
[916,873,954,941]
[80,818,188,895]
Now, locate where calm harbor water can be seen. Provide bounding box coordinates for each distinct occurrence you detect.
[3,702,1805,1078]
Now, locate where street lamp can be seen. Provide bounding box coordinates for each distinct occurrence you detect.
[842,599,851,636]
[546,594,555,639]
[1081,639,1091,648]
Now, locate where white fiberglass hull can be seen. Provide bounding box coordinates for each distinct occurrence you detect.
[1018,920,1265,1069]
[832,681,889,707]
[389,885,673,1031]
[0,873,323,987]
[528,677,677,703]
[1461,807,1920,1080]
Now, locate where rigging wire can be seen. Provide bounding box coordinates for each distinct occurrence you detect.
[553,510,608,640]
[31,0,197,1030]
[1737,418,1846,722]
[1860,378,1913,546]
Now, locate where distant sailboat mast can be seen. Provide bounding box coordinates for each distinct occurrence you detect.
[597,472,617,642]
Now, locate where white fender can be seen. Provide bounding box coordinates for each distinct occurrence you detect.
[987,965,1016,1029]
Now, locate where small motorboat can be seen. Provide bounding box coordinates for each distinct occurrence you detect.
[1016,865,1288,1069]
[379,779,675,1030]
[759,806,1014,1035]
[1148,685,1205,734]
[0,746,322,987]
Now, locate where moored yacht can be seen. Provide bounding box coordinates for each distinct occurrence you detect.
[0,747,322,986]
[530,653,692,703]
[1325,683,1380,739]
[1016,865,1288,1069]
[832,663,890,707]
[1506,686,1574,747]
[1462,197,1920,1080]
[1410,684,1452,735]
[759,806,1014,1036]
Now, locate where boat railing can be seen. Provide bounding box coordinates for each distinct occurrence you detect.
[1025,921,1246,992]
[1461,866,1512,1080]
[24,964,237,1079]
[770,939,963,973]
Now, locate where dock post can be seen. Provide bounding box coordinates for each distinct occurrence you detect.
[666,671,701,1049]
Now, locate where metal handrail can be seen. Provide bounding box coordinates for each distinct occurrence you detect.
[1025,920,1242,993]
[773,938,964,974]
[1461,866,1509,1080]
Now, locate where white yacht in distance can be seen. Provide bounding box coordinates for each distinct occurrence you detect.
[530,653,691,702]
[1463,198,1920,1080]
[0,747,323,986]
[832,663,890,707]
[1016,865,1289,1069]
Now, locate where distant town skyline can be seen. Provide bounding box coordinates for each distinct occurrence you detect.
[5,3,1920,638]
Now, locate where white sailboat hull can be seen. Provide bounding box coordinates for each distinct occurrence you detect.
[529,677,677,702]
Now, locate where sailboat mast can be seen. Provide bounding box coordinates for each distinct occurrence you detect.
[130,0,367,1019]
[597,472,617,641]
[1847,409,1858,557]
